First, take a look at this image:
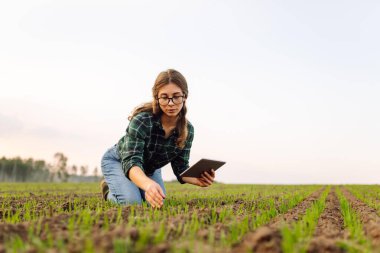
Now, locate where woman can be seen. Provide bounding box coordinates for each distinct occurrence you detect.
[100,69,216,208]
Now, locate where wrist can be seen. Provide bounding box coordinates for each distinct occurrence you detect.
[141,177,155,191]
[129,166,154,191]
[181,176,194,185]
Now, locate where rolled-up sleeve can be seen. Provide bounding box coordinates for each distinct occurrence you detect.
[171,124,194,184]
[118,114,150,180]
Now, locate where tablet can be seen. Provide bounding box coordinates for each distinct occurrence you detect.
[179,159,226,178]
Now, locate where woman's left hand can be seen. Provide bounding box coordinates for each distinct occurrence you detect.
[181,169,215,187]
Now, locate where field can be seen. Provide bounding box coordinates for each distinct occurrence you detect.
[1,183,380,253]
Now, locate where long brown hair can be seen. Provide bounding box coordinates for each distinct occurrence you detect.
[128,69,189,149]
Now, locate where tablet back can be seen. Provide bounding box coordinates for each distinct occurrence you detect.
[179,159,226,178]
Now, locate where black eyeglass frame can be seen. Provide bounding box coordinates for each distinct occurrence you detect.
[156,95,186,105]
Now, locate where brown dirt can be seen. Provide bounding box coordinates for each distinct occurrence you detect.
[0,222,29,243]
[190,195,307,244]
[341,187,380,249]
[231,187,325,253]
[0,200,234,253]
[4,188,350,253]
[0,193,104,222]
[307,188,346,253]
[0,219,146,253]
[269,188,325,228]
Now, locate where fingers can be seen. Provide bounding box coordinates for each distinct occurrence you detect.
[151,193,163,204]
[199,169,216,187]
[148,193,164,207]
[157,186,166,199]
[198,178,211,187]
[146,193,163,208]
[204,170,215,180]
[201,171,214,185]
[145,189,163,208]
[144,182,165,209]
[198,178,209,187]
[200,175,211,184]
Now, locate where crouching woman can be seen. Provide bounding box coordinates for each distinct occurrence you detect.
[100,69,215,208]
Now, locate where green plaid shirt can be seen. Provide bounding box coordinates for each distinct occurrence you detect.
[117,111,194,184]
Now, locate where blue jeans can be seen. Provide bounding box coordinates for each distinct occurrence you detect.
[100,144,166,205]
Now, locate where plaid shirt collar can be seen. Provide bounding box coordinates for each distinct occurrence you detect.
[152,113,179,137]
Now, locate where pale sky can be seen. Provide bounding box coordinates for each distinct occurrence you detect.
[1,0,380,184]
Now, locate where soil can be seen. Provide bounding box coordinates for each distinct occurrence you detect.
[307,188,346,253]
[231,187,325,253]
[341,187,380,249]
[3,187,380,253]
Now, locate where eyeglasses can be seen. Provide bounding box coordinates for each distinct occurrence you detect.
[156,95,185,105]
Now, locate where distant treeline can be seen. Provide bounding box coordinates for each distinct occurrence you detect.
[0,153,101,182]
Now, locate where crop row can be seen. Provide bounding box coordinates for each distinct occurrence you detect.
[4,183,379,253]
[343,185,380,215]
[234,186,380,253]
[0,183,320,253]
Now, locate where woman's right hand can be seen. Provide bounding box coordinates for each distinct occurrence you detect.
[144,181,166,208]
[129,166,166,208]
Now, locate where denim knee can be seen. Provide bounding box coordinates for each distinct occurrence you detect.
[107,189,144,205]
[101,146,119,173]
